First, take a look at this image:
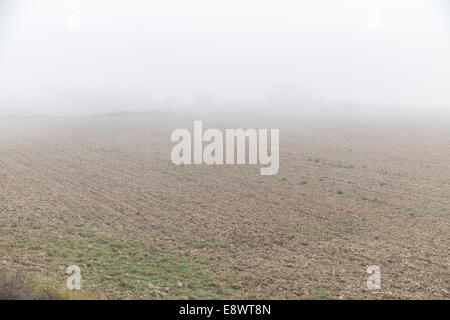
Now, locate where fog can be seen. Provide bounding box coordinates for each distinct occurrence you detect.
[0,0,449,116]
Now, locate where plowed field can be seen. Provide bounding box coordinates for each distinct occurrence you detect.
[0,112,448,299]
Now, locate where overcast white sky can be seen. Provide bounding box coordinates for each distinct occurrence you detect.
[0,0,449,114]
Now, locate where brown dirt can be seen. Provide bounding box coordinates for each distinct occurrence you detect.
[0,112,448,299]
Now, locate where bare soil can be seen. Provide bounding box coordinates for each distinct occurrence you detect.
[0,112,448,299]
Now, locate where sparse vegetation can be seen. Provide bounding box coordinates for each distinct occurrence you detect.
[0,272,98,300]
[325,162,354,169]
[0,114,448,300]
[308,288,330,300]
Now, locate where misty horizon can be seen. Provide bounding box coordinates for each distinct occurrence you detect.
[1,0,449,303]
[0,0,449,116]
